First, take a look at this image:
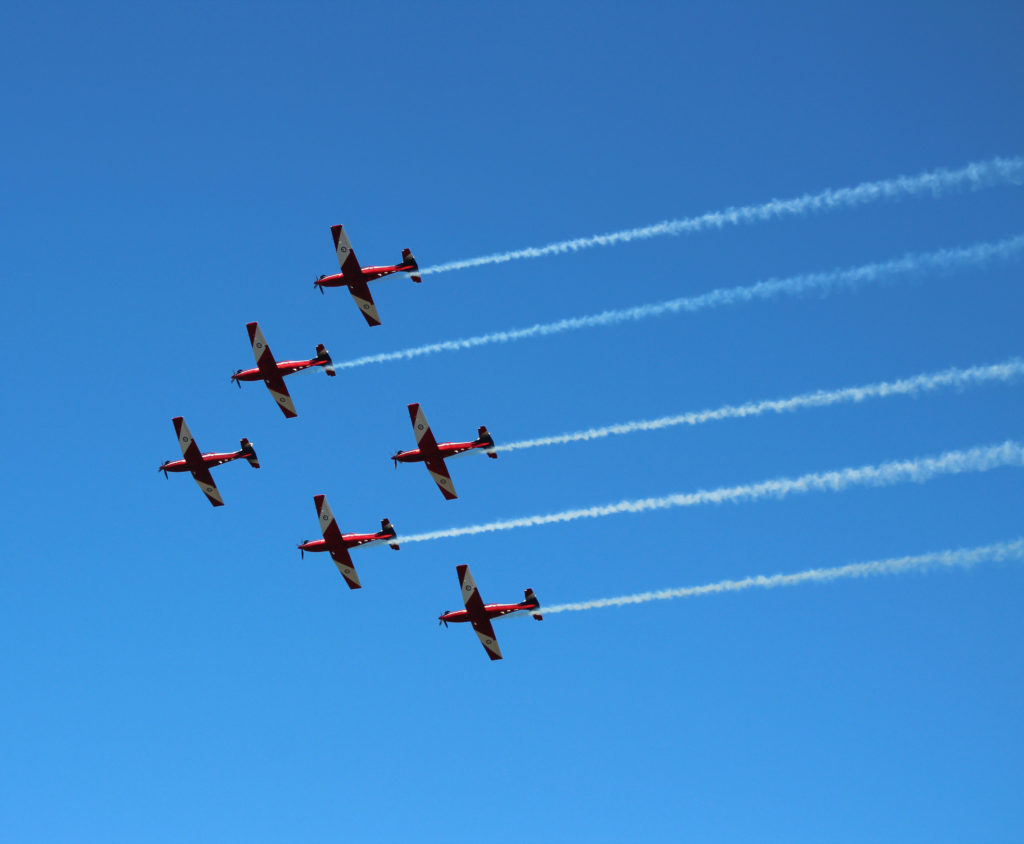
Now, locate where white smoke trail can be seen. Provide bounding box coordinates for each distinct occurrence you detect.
[497,358,1024,452]
[397,441,1024,544]
[334,234,1024,370]
[539,538,1024,614]
[420,156,1024,275]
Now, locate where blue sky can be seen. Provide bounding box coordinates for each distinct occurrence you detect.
[2,1,1023,841]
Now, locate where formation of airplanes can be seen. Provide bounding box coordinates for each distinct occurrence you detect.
[161,224,540,660]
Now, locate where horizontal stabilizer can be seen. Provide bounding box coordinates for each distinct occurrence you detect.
[403,248,422,283]
[315,343,336,376]
[524,588,542,620]
[239,438,260,468]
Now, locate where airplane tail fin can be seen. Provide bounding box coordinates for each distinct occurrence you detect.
[402,248,422,283]
[239,438,261,469]
[524,588,542,620]
[381,518,400,550]
[477,425,497,458]
[315,343,336,376]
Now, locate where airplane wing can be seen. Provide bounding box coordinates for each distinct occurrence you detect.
[173,417,224,507]
[331,224,363,278]
[246,322,297,418]
[407,403,441,452]
[424,456,457,500]
[330,546,361,590]
[347,278,382,327]
[189,464,224,507]
[457,564,502,660]
[314,494,361,589]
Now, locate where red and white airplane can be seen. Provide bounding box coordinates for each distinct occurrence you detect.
[314,224,421,327]
[297,494,399,589]
[392,403,496,500]
[439,564,542,661]
[159,417,260,507]
[231,322,335,418]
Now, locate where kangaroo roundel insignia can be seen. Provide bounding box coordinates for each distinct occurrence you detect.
[183,436,190,443]
[256,342,263,349]
[417,424,424,430]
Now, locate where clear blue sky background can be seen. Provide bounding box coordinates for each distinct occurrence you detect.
[2,2,1023,841]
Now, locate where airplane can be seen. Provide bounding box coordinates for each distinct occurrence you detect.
[439,564,542,661]
[231,321,335,418]
[159,416,260,507]
[297,494,399,589]
[392,403,496,500]
[314,224,421,326]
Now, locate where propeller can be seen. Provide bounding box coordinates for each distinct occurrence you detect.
[314,274,326,294]
[299,539,310,559]
[233,369,243,388]
[439,615,449,628]
[159,465,168,478]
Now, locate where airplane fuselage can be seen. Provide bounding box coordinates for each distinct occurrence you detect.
[393,440,488,464]
[232,358,320,384]
[298,531,393,555]
[439,601,537,625]
[315,263,415,290]
[159,451,243,474]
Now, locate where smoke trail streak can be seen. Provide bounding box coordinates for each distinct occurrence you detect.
[334,234,1024,370]
[420,156,1024,275]
[497,358,1024,452]
[539,538,1024,614]
[396,441,1024,544]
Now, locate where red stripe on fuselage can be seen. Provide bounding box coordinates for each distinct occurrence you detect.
[315,264,412,289]
[440,601,537,624]
[299,530,392,555]
[233,359,319,383]
[394,440,487,463]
